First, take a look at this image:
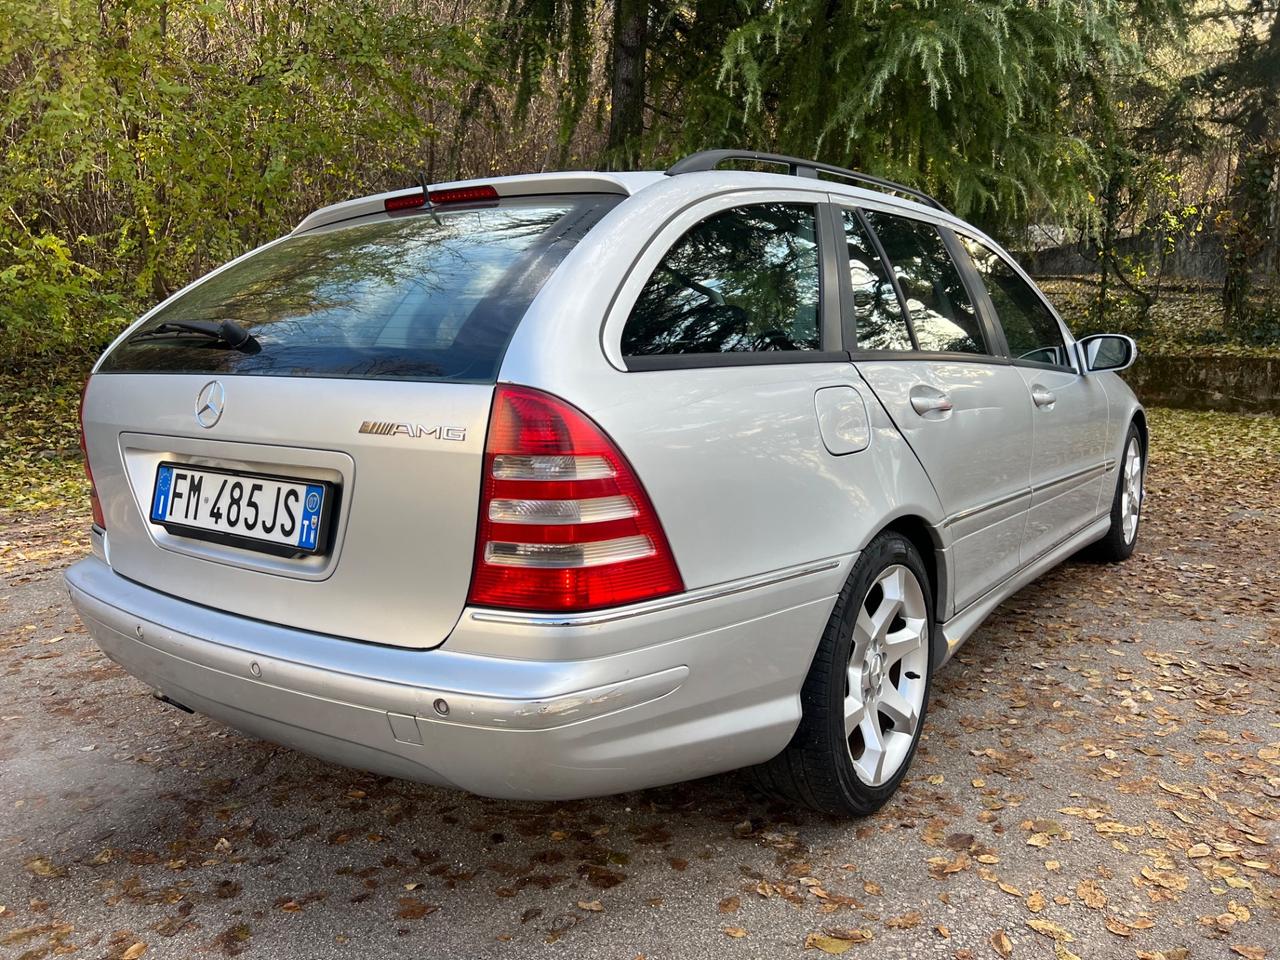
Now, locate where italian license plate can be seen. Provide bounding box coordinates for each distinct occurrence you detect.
[150,462,330,554]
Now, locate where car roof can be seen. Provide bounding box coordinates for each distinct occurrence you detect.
[292,167,970,237]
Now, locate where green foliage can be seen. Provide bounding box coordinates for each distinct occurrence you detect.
[1,0,1273,380]
[0,0,484,373]
[501,0,595,149]
[0,368,88,513]
[0,231,127,362]
[690,0,1146,227]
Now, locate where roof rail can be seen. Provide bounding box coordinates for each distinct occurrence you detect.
[665,149,949,214]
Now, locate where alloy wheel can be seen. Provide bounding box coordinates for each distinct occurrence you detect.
[1120,438,1143,544]
[844,564,929,786]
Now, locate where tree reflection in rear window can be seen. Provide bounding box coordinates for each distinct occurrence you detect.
[100,195,618,381]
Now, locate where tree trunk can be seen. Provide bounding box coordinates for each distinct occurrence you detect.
[606,0,648,167]
[1095,170,1119,325]
[1221,5,1280,332]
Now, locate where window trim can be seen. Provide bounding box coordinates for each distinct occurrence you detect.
[611,191,841,371]
[845,349,1013,365]
[627,350,852,371]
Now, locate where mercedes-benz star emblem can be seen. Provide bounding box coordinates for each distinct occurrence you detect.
[194,380,226,428]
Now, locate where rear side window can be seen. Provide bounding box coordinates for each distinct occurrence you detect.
[622,202,821,355]
[960,236,1071,368]
[862,211,986,355]
[841,211,913,351]
[100,196,618,382]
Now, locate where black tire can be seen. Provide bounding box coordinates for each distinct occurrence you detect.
[755,531,935,817]
[1087,422,1144,563]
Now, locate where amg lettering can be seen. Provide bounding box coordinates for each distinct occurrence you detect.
[358,421,467,442]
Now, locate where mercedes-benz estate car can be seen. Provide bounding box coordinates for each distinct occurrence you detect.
[67,150,1146,816]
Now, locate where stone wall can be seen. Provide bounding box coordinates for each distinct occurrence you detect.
[1122,355,1279,414]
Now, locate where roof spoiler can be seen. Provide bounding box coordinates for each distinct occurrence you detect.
[293,172,638,235]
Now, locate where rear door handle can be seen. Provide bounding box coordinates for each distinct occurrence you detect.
[1031,387,1056,408]
[910,393,953,416]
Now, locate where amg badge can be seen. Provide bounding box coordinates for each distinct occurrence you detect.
[359,421,467,442]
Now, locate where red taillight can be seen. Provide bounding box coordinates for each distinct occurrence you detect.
[428,185,499,204]
[384,185,499,213]
[468,386,684,612]
[79,377,106,529]
[384,191,426,212]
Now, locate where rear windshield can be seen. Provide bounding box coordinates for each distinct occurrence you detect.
[99,195,619,381]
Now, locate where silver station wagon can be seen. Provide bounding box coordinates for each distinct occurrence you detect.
[68,150,1146,816]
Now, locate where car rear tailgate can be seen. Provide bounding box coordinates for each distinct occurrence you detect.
[85,373,491,649]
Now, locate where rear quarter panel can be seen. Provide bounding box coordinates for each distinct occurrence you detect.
[499,176,947,595]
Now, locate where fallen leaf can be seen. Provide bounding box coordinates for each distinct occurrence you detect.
[576,900,603,912]
[1026,890,1047,913]
[1141,867,1189,892]
[885,912,921,930]
[122,944,147,960]
[1229,949,1265,960]
[805,934,849,954]
[719,896,740,914]
[1027,919,1075,942]
[1076,879,1107,910]
[946,833,976,851]
[396,897,439,920]
[991,929,1012,958]
[1104,916,1132,937]
[1054,943,1082,960]
[24,857,64,878]
[723,926,748,939]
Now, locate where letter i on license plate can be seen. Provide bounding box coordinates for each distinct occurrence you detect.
[150,463,329,554]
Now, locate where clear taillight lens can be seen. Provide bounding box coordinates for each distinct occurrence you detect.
[467,385,683,612]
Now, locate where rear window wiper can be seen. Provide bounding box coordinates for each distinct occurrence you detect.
[130,319,261,354]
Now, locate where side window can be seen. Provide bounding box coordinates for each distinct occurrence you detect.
[960,236,1071,368]
[622,203,820,356]
[862,211,986,355]
[841,211,913,350]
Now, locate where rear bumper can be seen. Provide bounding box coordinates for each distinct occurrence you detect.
[66,555,849,800]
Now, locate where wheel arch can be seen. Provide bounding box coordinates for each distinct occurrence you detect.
[875,513,947,626]
[1130,407,1149,457]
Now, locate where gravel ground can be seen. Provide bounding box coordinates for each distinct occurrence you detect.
[0,410,1277,960]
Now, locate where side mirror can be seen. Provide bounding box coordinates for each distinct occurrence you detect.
[1077,334,1137,374]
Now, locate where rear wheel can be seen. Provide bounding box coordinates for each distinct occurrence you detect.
[1089,424,1144,562]
[756,531,934,817]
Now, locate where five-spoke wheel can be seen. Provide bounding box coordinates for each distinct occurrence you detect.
[757,531,935,816]
[1120,436,1143,545]
[1091,422,1145,563]
[844,564,929,786]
